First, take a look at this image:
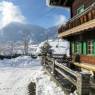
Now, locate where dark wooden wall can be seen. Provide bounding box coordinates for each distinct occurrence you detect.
[72,0,95,17]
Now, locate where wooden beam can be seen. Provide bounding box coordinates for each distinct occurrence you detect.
[55,61,78,77]
[55,67,77,86]
[74,62,95,72]
[58,19,95,37]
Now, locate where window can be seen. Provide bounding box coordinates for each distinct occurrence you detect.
[87,40,93,54]
[71,42,82,54]
[77,5,85,14]
[76,42,82,54]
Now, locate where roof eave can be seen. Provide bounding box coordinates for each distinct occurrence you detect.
[46,0,74,7]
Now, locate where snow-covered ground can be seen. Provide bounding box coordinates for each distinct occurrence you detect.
[0,56,65,95]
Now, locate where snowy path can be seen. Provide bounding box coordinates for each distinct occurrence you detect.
[0,68,42,95]
[0,56,65,95]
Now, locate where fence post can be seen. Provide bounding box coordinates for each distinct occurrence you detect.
[44,56,46,66]
[41,56,46,66]
[76,72,91,95]
[52,58,55,75]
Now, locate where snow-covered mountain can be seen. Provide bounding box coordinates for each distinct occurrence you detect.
[0,22,58,44]
[47,26,58,39]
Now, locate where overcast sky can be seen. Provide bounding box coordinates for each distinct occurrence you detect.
[0,0,70,28]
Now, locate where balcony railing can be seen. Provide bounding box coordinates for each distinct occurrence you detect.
[58,3,95,34]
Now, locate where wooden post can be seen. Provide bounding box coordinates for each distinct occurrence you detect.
[52,58,55,75]
[76,72,91,95]
[41,56,46,66]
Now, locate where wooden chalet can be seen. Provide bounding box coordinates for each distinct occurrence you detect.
[47,0,95,66]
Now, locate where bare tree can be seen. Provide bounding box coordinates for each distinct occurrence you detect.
[22,30,30,55]
[8,41,15,56]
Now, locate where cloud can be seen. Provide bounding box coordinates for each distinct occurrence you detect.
[0,1,26,29]
[54,15,67,27]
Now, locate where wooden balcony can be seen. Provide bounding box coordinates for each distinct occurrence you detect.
[58,3,95,37]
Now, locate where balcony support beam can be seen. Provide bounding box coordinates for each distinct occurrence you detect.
[58,19,95,38]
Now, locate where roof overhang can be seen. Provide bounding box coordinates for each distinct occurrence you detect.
[46,0,74,7]
[58,19,95,38]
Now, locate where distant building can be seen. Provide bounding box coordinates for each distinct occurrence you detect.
[36,39,69,56]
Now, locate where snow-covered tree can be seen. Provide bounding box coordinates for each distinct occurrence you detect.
[41,42,51,56]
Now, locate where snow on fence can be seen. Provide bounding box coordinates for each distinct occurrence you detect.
[42,55,91,95]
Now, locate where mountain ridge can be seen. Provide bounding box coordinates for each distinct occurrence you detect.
[0,22,58,44]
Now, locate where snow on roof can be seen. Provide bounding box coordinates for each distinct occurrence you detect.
[36,39,70,56]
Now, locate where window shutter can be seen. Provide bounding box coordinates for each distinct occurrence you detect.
[75,42,77,53]
[83,41,87,55]
[93,40,95,55]
[80,42,82,54]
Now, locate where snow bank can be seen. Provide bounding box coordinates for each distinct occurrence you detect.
[36,72,65,95]
[0,56,41,67]
[0,56,66,95]
[0,68,66,95]
[0,68,41,95]
[0,56,78,95]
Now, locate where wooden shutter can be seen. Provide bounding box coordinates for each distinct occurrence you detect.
[83,41,87,55]
[80,42,82,54]
[93,40,95,56]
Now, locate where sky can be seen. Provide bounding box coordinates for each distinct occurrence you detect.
[0,0,70,29]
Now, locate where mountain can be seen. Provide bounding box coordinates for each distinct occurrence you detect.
[0,22,58,44]
[47,26,58,39]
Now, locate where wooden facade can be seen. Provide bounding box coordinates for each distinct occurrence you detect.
[48,0,95,65]
[58,4,95,35]
[72,0,95,17]
[80,55,95,64]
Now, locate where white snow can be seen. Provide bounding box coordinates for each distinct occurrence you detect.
[36,74,65,95]
[0,56,66,95]
[36,39,70,57]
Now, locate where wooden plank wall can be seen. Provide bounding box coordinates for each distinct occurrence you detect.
[80,55,95,64]
[72,0,95,17]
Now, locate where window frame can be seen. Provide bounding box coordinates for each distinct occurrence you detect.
[77,5,85,15]
[87,40,93,55]
[75,42,82,54]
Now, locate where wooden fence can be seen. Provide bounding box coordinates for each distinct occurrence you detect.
[42,55,91,95]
